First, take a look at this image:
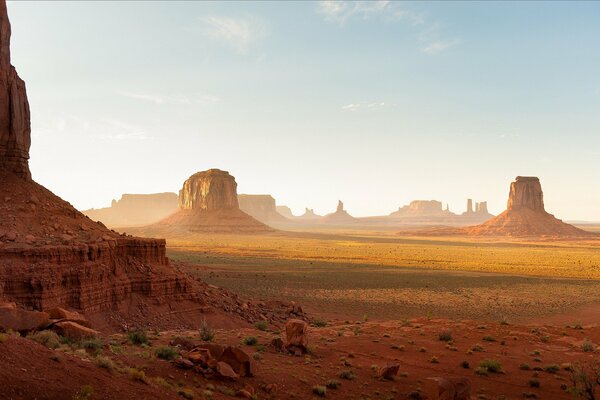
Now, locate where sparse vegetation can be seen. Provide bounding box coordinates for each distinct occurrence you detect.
[71,385,94,400]
[199,320,215,342]
[312,385,327,396]
[82,338,103,352]
[460,361,470,369]
[128,330,149,346]
[529,378,540,388]
[582,340,595,353]
[326,379,341,389]
[254,321,268,331]
[178,388,195,399]
[242,336,258,346]
[313,320,327,328]
[438,331,452,342]
[478,359,502,374]
[339,370,355,380]
[28,330,61,349]
[96,356,115,372]
[155,346,179,360]
[544,364,560,374]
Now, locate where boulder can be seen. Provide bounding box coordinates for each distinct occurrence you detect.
[0,302,49,332]
[169,337,196,351]
[216,361,239,380]
[52,321,99,340]
[424,377,471,400]
[378,363,400,380]
[220,346,254,377]
[47,307,90,328]
[285,319,309,354]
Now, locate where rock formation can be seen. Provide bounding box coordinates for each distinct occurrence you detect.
[297,208,322,220]
[83,192,178,228]
[321,200,357,224]
[179,169,239,211]
[0,1,30,180]
[238,194,288,225]
[466,176,593,237]
[276,205,294,219]
[390,200,449,218]
[144,169,271,234]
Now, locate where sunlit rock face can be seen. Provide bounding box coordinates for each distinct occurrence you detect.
[179,169,239,211]
[0,1,31,180]
[507,176,545,212]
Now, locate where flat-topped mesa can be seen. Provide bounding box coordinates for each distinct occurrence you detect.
[179,169,239,211]
[507,176,545,212]
[0,2,31,180]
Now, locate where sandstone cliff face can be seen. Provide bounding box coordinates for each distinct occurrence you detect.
[0,1,30,180]
[507,176,544,212]
[276,205,294,219]
[179,169,239,211]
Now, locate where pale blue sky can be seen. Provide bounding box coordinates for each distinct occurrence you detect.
[7,1,600,219]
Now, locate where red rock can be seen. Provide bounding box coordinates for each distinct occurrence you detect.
[378,363,400,380]
[193,343,225,359]
[173,357,195,369]
[285,319,309,354]
[424,377,457,400]
[450,377,471,400]
[0,0,31,180]
[47,307,90,328]
[220,346,254,377]
[169,337,196,351]
[270,337,284,351]
[52,321,99,340]
[216,361,239,380]
[0,302,49,332]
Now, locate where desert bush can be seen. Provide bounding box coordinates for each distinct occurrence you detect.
[254,321,268,331]
[312,385,327,397]
[71,385,94,400]
[582,340,595,353]
[460,361,470,369]
[479,359,502,373]
[96,356,115,372]
[127,330,148,346]
[483,335,496,342]
[127,367,147,383]
[567,362,600,400]
[313,320,327,328]
[544,364,560,373]
[242,336,258,346]
[199,319,215,342]
[82,338,103,352]
[529,378,540,388]
[519,363,531,371]
[326,379,341,389]
[0,332,8,343]
[339,370,355,380]
[155,346,179,360]
[28,330,61,349]
[438,331,452,342]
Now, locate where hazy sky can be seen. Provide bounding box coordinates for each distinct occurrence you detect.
[7,1,600,219]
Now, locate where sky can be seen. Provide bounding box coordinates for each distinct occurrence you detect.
[6,1,600,220]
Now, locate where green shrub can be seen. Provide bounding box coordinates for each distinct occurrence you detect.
[483,336,496,342]
[582,340,595,353]
[127,368,147,383]
[254,321,268,331]
[71,385,94,400]
[479,359,502,373]
[177,388,194,399]
[155,346,179,360]
[242,336,258,346]
[519,363,531,371]
[96,356,115,372]
[544,364,560,373]
[312,385,327,397]
[82,338,103,352]
[28,330,61,349]
[127,330,148,346]
[199,320,215,342]
[460,361,470,369]
[528,378,540,388]
[326,379,341,389]
[438,331,453,342]
[339,370,355,380]
[313,320,327,328]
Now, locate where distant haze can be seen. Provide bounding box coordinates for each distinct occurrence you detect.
[7,1,600,220]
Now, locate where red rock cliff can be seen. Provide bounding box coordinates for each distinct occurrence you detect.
[0,1,31,180]
[179,169,239,211]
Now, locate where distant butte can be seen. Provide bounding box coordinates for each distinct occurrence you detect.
[143,169,272,234]
[464,176,593,237]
